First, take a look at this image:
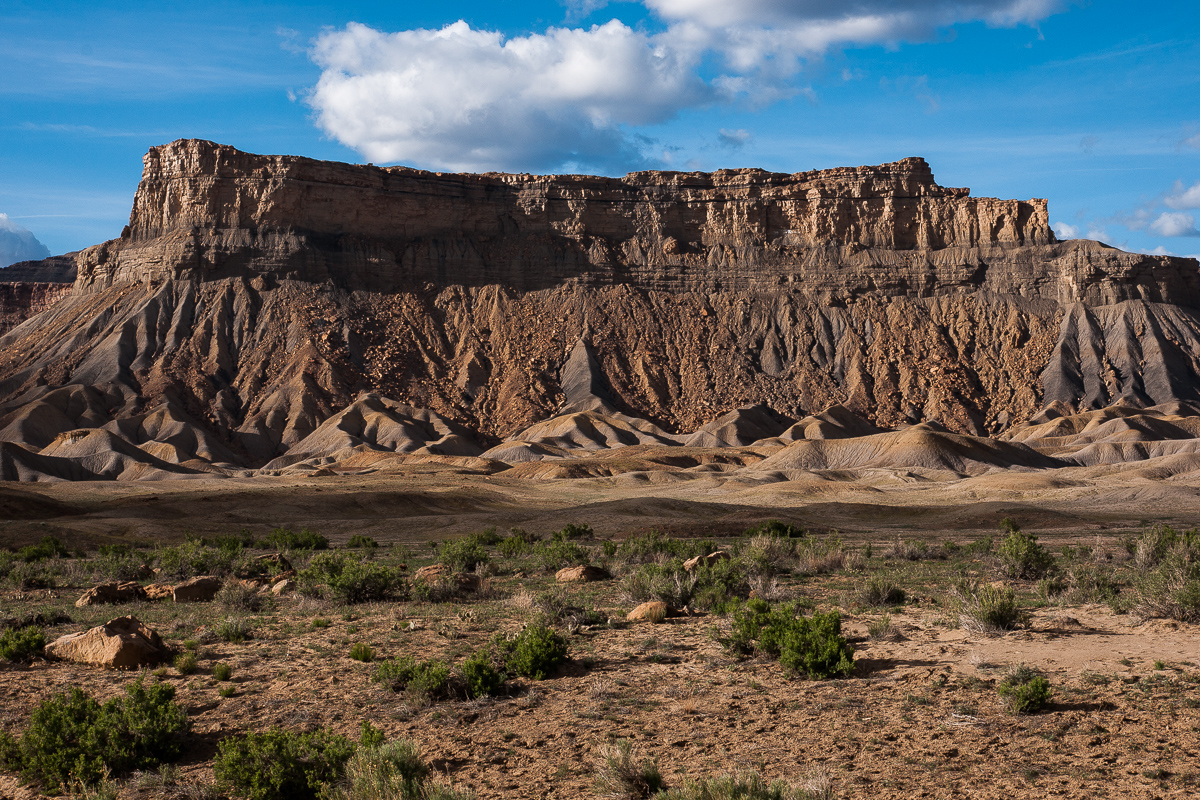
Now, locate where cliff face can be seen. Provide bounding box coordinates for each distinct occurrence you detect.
[2,140,1199,477]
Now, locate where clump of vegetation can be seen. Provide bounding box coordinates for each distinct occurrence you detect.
[719,599,854,680]
[13,536,70,563]
[322,738,474,800]
[373,657,453,702]
[265,527,329,551]
[155,540,239,580]
[215,616,253,643]
[997,519,1057,579]
[621,558,748,611]
[1129,524,1199,570]
[851,575,906,607]
[298,552,403,603]
[346,535,379,549]
[217,580,268,613]
[1132,555,1200,622]
[998,665,1053,714]
[212,662,233,681]
[529,539,593,573]
[0,626,45,662]
[743,520,807,539]
[593,738,664,799]
[867,613,903,642]
[174,652,199,675]
[460,649,504,698]
[954,580,1022,633]
[0,679,190,790]
[349,643,374,662]
[437,537,490,573]
[654,771,811,800]
[500,623,569,680]
[553,523,594,541]
[214,727,355,800]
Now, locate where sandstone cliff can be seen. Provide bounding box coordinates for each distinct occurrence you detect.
[1,140,1198,479]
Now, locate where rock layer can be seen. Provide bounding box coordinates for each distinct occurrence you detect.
[0,140,1198,479]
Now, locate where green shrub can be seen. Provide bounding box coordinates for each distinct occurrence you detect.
[174,652,198,675]
[501,623,568,680]
[852,575,906,607]
[1066,565,1122,605]
[299,552,402,603]
[497,536,529,559]
[322,738,473,800]
[553,523,593,541]
[593,738,664,799]
[265,527,329,551]
[530,539,592,573]
[622,558,748,611]
[1131,524,1200,570]
[615,531,715,565]
[955,581,1021,632]
[743,520,807,539]
[997,520,1056,579]
[155,541,238,580]
[213,662,233,681]
[720,599,854,679]
[1132,554,1200,622]
[738,533,797,577]
[93,547,150,582]
[472,526,504,546]
[373,657,453,700]
[0,626,45,662]
[217,580,267,613]
[0,679,189,789]
[14,536,70,563]
[346,535,379,549]
[215,616,253,643]
[214,728,354,800]
[460,649,504,698]
[436,538,489,573]
[349,643,374,662]
[998,665,1052,714]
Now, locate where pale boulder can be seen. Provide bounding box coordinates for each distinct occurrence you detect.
[173,576,221,602]
[75,581,146,607]
[45,615,170,669]
[556,565,610,583]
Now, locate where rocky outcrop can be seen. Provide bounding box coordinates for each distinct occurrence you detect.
[0,140,1197,480]
[172,575,222,602]
[76,581,147,607]
[45,615,170,668]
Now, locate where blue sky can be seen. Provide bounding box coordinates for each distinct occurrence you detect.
[1,0,1198,259]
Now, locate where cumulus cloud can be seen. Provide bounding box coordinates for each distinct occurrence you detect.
[717,128,752,149]
[0,214,52,269]
[1149,212,1200,238]
[308,1,1069,172]
[1165,181,1200,210]
[1052,221,1080,239]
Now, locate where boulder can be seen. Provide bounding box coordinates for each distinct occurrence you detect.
[454,573,484,593]
[414,564,448,582]
[271,579,294,596]
[143,583,174,601]
[683,551,731,572]
[556,565,610,583]
[75,581,146,607]
[627,601,673,623]
[172,575,222,602]
[45,615,170,668]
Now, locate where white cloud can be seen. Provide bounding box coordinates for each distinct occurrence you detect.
[1052,221,1079,238]
[1149,212,1200,238]
[1184,134,1200,151]
[307,1,1069,172]
[0,213,53,268]
[309,20,708,172]
[1165,180,1200,210]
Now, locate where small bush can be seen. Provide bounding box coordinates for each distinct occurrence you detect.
[346,535,379,549]
[349,643,374,663]
[1131,524,1200,570]
[1066,564,1122,606]
[215,616,253,644]
[14,536,70,563]
[655,772,800,800]
[373,657,453,700]
[997,521,1056,580]
[720,600,854,680]
[553,523,594,541]
[867,613,903,642]
[174,652,199,675]
[0,626,45,662]
[1132,554,1200,622]
[501,623,568,680]
[322,738,473,800]
[738,534,797,577]
[743,520,806,539]
[217,581,267,613]
[852,576,906,607]
[955,581,1021,633]
[212,662,233,681]
[214,728,354,800]
[622,558,748,611]
[437,538,490,573]
[530,539,592,573]
[497,536,530,559]
[299,552,402,603]
[593,738,664,799]
[265,527,329,551]
[461,649,504,698]
[0,679,189,789]
[472,526,504,546]
[998,665,1052,714]
[155,541,238,580]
